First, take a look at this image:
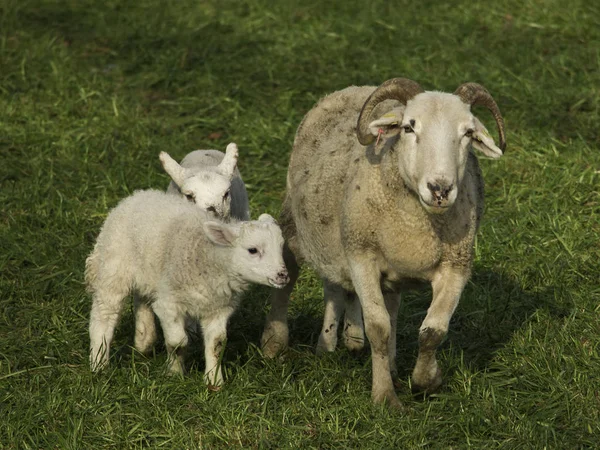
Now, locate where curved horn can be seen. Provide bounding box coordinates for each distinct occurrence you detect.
[356,78,424,145]
[454,82,506,152]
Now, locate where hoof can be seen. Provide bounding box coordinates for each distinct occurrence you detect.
[261,338,288,359]
[372,390,405,411]
[343,338,366,353]
[261,323,289,359]
[411,366,443,394]
[134,344,154,356]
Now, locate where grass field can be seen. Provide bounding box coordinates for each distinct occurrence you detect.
[1,0,599,447]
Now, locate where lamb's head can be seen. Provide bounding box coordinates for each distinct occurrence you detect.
[357,78,506,214]
[160,143,239,219]
[203,213,289,289]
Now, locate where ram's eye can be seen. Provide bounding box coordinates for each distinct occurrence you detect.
[465,129,474,138]
[248,248,258,255]
[184,193,195,203]
[223,190,230,200]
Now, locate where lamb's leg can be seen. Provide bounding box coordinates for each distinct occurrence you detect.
[412,268,468,393]
[89,289,127,371]
[152,300,189,375]
[133,295,157,355]
[261,241,299,358]
[200,307,235,388]
[384,293,401,377]
[342,293,365,352]
[349,256,401,409]
[316,281,346,354]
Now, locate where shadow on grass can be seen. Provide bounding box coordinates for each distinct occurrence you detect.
[222,268,573,390]
[104,267,572,396]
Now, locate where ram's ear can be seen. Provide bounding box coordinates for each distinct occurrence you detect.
[471,117,503,159]
[203,221,239,247]
[219,143,239,180]
[366,107,405,137]
[159,152,187,187]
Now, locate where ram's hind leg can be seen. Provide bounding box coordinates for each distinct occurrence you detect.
[133,295,157,355]
[89,289,127,371]
[342,293,365,352]
[316,280,346,354]
[412,268,468,393]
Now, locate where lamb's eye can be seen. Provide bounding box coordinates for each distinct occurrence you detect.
[465,129,474,138]
[185,193,195,203]
[403,125,414,133]
[223,190,230,200]
[248,248,258,255]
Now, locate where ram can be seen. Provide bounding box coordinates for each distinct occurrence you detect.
[261,78,506,407]
[86,190,288,386]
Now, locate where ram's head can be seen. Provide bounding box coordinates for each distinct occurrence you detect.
[357,79,506,214]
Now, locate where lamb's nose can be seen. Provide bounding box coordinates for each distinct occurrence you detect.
[277,269,289,285]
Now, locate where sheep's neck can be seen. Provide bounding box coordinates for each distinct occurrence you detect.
[378,147,413,200]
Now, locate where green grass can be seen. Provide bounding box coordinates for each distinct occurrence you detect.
[1,0,599,447]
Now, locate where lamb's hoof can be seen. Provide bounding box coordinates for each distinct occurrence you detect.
[166,361,186,377]
[134,345,154,357]
[372,390,405,411]
[411,367,443,394]
[207,384,222,392]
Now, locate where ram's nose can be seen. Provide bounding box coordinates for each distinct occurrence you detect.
[426,180,454,207]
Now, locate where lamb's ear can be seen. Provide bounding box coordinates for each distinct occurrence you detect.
[159,152,187,187]
[203,221,239,247]
[218,143,239,180]
[258,213,277,225]
[367,107,405,137]
[471,117,503,159]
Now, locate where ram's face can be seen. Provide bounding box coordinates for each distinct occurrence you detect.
[367,92,502,214]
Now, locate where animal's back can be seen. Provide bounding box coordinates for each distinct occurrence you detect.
[285,86,405,285]
[86,190,205,295]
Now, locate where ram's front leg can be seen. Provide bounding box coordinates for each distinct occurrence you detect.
[412,267,469,392]
[349,255,401,409]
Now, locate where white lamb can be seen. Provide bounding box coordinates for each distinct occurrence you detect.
[160,142,250,221]
[86,190,288,386]
[133,145,252,354]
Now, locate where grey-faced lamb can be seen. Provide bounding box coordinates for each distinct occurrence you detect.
[260,78,506,408]
[160,142,250,221]
[86,189,288,386]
